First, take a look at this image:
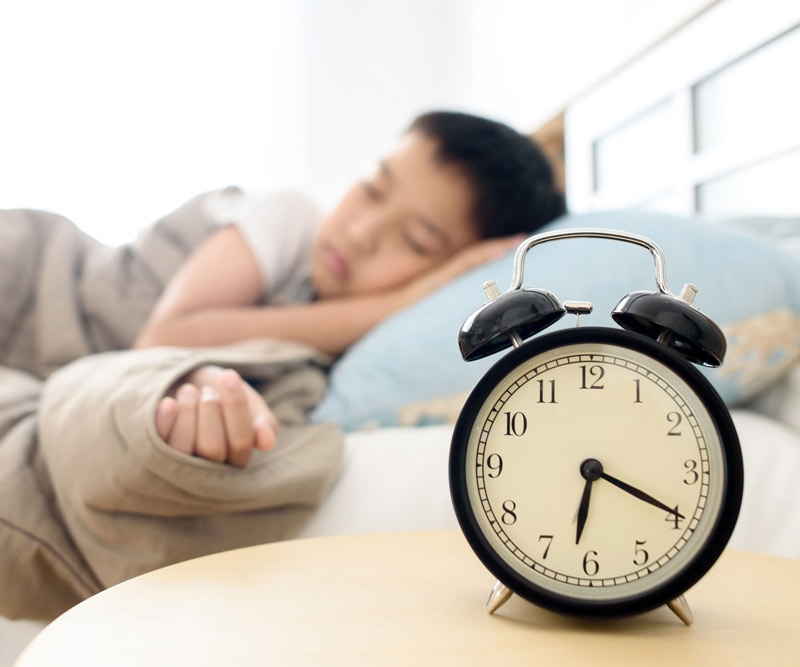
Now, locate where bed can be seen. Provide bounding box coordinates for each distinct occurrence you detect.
[2,1,800,663]
[298,0,800,558]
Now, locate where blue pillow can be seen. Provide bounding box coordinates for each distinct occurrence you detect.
[310,211,800,431]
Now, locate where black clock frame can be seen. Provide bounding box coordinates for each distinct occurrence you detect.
[449,326,743,618]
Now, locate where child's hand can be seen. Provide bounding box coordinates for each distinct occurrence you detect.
[403,234,525,302]
[154,366,279,467]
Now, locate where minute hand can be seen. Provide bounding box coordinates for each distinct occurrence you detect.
[599,472,685,519]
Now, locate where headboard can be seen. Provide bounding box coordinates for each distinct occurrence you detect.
[564,0,800,219]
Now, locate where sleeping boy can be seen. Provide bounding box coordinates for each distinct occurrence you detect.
[135,111,566,467]
[0,110,565,620]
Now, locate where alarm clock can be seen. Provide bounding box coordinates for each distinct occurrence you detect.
[449,228,743,625]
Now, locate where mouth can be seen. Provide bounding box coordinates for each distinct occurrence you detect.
[320,244,350,282]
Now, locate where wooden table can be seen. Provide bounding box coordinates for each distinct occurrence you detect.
[15,531,800,666]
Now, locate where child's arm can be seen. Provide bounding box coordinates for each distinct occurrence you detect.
[135,225,515,355]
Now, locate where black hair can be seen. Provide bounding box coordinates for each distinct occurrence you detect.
[408,111,566,238]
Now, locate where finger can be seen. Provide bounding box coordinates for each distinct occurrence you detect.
[242,382,280,436]
[155,397,179,441]
[253,412,278,452]
[169,383,199,455]
[263,405,280,434]
[195,385,227,463]
[219,369,255,467]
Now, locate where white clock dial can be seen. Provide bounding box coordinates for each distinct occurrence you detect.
[460,339,727,603]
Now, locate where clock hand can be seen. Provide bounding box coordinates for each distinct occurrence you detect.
[599,471,685,519]
[575,459,603,544]
[575,479,593,544]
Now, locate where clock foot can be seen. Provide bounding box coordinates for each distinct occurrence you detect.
[485,580,513,614]
[666,594,694,626]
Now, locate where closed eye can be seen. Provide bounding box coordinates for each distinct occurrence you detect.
[361,179,384,200]
[402,231,430,255]
[401,222,442,255]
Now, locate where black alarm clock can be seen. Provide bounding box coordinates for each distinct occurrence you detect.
[449,228,743,625]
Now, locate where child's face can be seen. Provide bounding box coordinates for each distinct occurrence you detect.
[311,132,479,299]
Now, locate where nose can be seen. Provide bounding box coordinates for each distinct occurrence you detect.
[345,213,384,255]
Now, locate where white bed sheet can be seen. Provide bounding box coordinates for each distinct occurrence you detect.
[299,412,800,561]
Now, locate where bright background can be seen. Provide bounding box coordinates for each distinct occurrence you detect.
[0,0,714,245]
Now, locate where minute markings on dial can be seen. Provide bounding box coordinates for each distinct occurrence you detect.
[471,349,712,586]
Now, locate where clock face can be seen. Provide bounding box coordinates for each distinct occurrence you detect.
[450,327,742,616]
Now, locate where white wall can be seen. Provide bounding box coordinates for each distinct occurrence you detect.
[299,0,466,208]
[0,0,714,245]
[0,0,307,244]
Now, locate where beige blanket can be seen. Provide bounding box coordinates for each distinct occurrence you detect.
[0,194,343,620]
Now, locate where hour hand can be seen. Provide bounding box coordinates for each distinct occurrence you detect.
[600,471,684,519]
[575,459,603,544]
[575,478,593,544]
